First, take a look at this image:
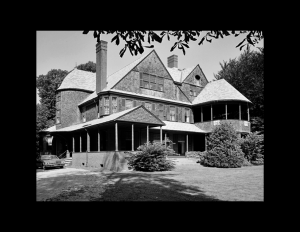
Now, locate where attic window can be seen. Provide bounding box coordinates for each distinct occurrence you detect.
[140,73,164,92]
[195,75,201,86]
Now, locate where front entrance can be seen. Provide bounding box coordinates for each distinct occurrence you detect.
[178,141,185,156]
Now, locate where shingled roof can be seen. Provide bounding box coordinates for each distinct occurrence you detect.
[166,65,197,83]
[45,105,164,132]
[57,68,95,92]
[192,79,251,105]
[152,121,206,133]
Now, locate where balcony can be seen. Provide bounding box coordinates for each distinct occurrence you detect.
[194,119,251,133]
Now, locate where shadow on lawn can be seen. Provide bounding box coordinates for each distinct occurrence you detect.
[37,170,221,201]
[91,171,220,201]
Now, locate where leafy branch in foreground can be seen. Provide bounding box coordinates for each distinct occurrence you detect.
[83,30,263,57]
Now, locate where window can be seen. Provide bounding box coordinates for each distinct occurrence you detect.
[140,73,164,92]
[202,105,211,122]
[158,104,164,119]
[190,90,193,97]
[56,110,60,124]
[104,97,109,115]
[241,103,248,121]
[112,97,117,113]
[170,106,176,121]
[193,91,197,97]
[195,75,201,86]
[125,99,133,110]
[213,104,226,120]
[185,108,190,123]
[145,102,152,111]
[227,103,239,120]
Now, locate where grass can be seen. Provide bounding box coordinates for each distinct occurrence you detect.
[37,158,263,201]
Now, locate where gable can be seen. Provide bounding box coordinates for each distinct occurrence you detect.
[113,51,190,103]
[117,106,164,125]
[183,65,208,86]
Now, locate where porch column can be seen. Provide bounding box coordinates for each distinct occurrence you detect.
[87,130,90,152]
[72,135,75,153]
[205,134,207,151]
[211,104,213,121]
[80,132,82,152]
[115,122,118,151]
[165,133,167,147]
[132,124,134,151]
[225,103,227,120]
[239,104,241,120]
[160,126,162,143]
[186,134,189,153]
[247,103,250,121]
[98,128,100,152]
[146,125,149,145]
[56,136,58,156]
[201,106,203,122]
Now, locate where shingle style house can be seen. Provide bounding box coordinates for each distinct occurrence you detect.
[40,40,251,168]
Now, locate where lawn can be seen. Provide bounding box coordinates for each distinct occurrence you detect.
[37,158,263,201]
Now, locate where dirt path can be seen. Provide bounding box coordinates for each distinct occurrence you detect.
[37,158,263,201]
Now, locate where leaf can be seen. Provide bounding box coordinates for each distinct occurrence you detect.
[198,36,205,45]
[144,45,154,48]
[93,31,97,38]
[170,42,178,52]
[111,34,119,44]
[236,38,246,48]
[152,32,162,43]
[182,43,189,48]
[83,31,90,34]
[120,46,127,57]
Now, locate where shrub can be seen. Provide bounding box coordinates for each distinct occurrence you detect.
[239,132,264,164]
[200,122,244,168]
[251,159,264,165]
[186,151,207,162]
[125,141,176,172]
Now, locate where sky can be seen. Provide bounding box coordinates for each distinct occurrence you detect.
[36,31,263,104]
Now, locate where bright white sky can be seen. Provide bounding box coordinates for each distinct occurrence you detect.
[36,31,263,104]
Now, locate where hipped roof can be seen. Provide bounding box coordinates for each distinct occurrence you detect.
[192,79,251,105]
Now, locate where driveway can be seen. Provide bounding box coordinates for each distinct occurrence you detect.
[36,158,263,201]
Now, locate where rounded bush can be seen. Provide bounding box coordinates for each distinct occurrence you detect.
[126,141,176,172]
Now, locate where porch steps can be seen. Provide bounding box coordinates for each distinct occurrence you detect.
[64,157,72,166]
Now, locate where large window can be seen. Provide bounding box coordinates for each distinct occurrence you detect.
[112,97,117,113]
[202,105,211,122]
[170,106,176,121]
[125,99,133,110]
[227,103,239,120]
[104,97,109,115]
[140,73,164,92]
[185,108,190,123]
[213,104,226,120]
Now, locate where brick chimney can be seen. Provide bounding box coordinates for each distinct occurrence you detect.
[96,40,107,94]
[167,55,178,68]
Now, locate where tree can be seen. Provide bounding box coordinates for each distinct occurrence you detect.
[36,69,69,121]
[201,122,244,168]
[36,69,68,156]
[77,61,96,73]
[214,47,264,133]
[83,30,263,57]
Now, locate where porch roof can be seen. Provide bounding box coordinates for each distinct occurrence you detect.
[151,121,206,133]
[46,105,165,133]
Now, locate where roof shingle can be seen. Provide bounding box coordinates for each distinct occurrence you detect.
[192,79,251,105]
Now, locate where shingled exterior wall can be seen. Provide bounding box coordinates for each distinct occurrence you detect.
[114,51,190,103]
[57,90,91,129]
[117,107,162,125]
[180,66,208,102]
